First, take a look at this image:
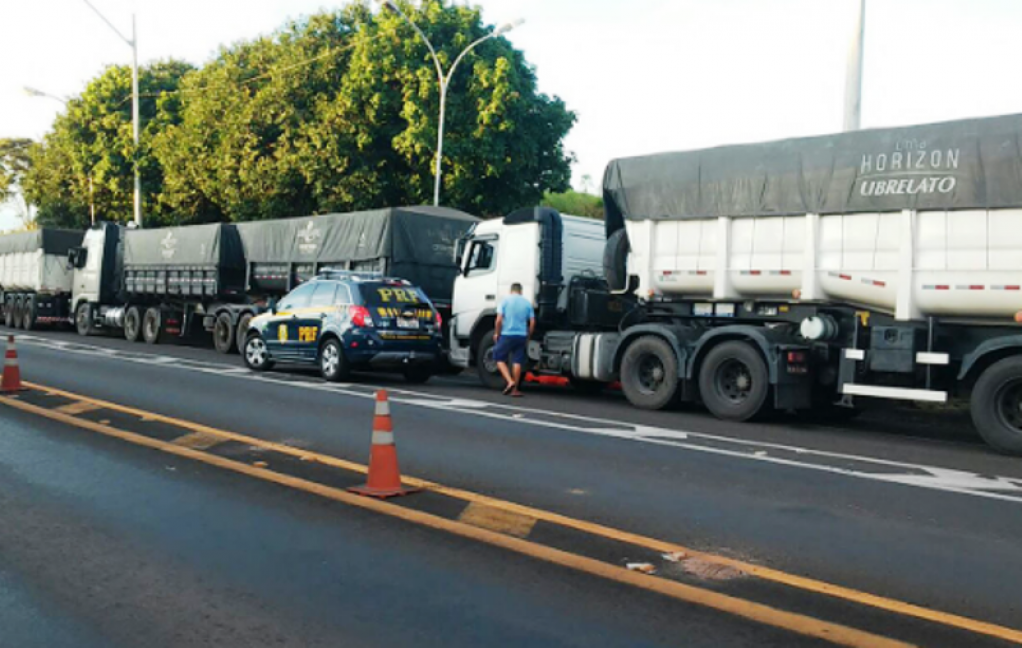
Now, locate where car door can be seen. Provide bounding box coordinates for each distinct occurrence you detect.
[264,282,319,362]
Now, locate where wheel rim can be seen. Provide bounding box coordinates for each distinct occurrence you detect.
[126,313,137,338]
[246,338,267,366]
[77,307,88,331]
[322,344,339,376]
[145,314,157,339]
[215,319,230,347]
[635,353,666,395]
[483,347,498,374]
[715,358,754,404]
[995,379,1022,433]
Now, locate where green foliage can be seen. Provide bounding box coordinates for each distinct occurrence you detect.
[155,0,575,221]
[21,60,195,228]
[541,189,604,219]
[0,138,33,203]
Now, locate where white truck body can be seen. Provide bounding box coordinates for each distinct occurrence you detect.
[629,208,1022,322]
[0,249,75,293]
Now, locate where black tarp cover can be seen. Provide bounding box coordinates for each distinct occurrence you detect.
[603,113,1022,235]
[236,206,479,301]
[123,223,245,268]
[0,229,83,256]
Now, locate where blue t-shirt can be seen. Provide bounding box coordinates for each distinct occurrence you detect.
[497,294,535,337]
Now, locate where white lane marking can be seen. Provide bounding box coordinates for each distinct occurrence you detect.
[16,334,1022,505]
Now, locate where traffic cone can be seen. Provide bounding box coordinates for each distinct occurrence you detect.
[348,390,420,499]
[1,335,24,393]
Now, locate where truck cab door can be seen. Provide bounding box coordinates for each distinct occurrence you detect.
[72,228,106,307]
[453,236,499,339]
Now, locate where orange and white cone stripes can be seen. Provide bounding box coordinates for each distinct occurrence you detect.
[348,390,420,499]
[1,335,23,393]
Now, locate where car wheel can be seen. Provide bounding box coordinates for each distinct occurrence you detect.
[620,336,680,410]
[213,312,236,354]
[475,332,506,390]
[142,307,162,345]
[403,365,433,384]
[123,306,142,342]
[971,356,1022,455]
[243,334,274,372]
[698,341,770,422]
[319,338,350,382]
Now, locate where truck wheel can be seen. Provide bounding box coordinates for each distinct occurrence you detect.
[213,312,236,354]
[21,295,37,331]
[243,334,274,372]
[142,307,162,344]
[699,341,770,421]
[970,356,1022,455]
[124,306,142,342]
[75,303,97,337]
[11,298,24,331]
[403,365,433,384]
[620,336,679,410]
[3,297,13,328]
[235,313,253,355]
[475,332,507,390]
[319,338,350,382]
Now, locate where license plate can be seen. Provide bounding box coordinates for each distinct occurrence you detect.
[396,317,419,330]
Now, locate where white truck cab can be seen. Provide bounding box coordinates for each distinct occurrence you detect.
[448,208,606,386]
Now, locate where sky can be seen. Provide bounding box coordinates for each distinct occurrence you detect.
[2,0,1022,229]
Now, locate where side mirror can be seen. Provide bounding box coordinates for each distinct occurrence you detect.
[268,298,278,315]
[68,247,87,269]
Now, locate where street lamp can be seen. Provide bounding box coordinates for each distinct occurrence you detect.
[23,87,97,226]
[843,0,865,131]
[378,1,523,206]
[81,0,141,227]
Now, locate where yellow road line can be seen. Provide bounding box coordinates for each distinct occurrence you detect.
[459,502,537,539]
[20,381,1022,645]
[0,393,910,648]
[54,401,102,415]
[171,431,227,451]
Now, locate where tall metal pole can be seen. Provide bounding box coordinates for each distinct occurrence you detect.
[843,0,865,132]
[131,13,141,227]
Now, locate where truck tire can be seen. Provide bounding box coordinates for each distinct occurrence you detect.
[603,228,630,291]
[319,338,350,382]
[124,306,142,342]
[970,356,1022,455]
[213,312,236,354]
[11,298,24,331]
[235,313,253,356]
[21,295,37,331]
[242,334,274,372]
[698,341,770,422]
[620,336,679,410]
[475,332,507,390]
[75,303,97,336]
[3,297,13,328]
[142,307,162,345]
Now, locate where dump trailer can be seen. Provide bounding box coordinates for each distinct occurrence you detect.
[0,229,83,330]
[70,222,247,343]
[452,113,1022,454]
[205,206,479,354]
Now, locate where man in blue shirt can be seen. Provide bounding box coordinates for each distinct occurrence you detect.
[493,283,536,397]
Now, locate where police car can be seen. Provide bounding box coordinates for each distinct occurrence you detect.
[242,270,443,383]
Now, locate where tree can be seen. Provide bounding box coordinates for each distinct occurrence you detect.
[155,1,576,221]
[541,189,604,219]
[0,138,33,204]
[21,60,195,229]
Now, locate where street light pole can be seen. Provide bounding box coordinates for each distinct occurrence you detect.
[843,0,866,132]
[379,1,522,206]
[81,0,141,227]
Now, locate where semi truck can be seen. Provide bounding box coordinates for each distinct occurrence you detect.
[450,113,1022,454]
[50,205,477,351]
[0,229,82,330]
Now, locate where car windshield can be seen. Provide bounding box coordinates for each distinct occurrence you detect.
[359,281,431,310]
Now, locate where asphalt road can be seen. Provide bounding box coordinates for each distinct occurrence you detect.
[4,326,1022,646]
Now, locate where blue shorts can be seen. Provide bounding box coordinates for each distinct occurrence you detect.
[493,335,528,365]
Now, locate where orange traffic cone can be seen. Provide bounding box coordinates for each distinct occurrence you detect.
[348,390,420,499]
[2,335,24,393]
